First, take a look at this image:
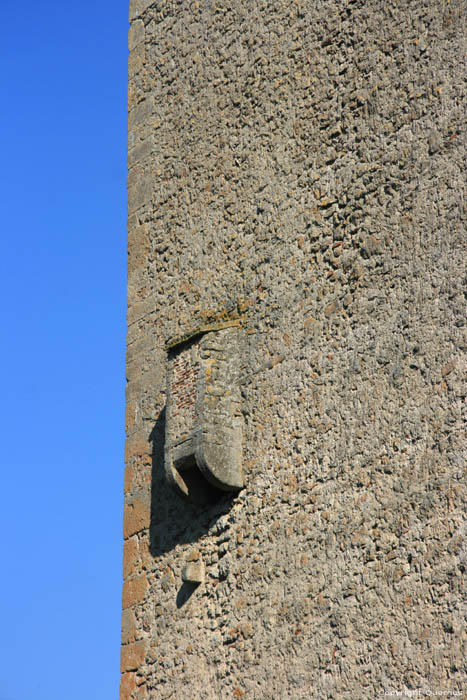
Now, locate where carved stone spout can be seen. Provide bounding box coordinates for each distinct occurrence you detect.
[164,326,243,504]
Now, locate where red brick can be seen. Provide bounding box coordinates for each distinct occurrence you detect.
[121,641,146,672]
[122,574,148,609]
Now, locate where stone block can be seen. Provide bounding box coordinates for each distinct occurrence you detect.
[123,497,150,539]
[129,0,153,20]
[124,434,151,462]
[120,672,137,700]
[182,553,205,584]
[121,608,138,645]
[123,537,139,579]
[128,19,145,51]
[122,575,148,610]
[120,641,146,673]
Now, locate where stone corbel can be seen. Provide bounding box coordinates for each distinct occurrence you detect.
[164,325,244,504]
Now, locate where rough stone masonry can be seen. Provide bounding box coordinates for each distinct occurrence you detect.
[123,0,466,698]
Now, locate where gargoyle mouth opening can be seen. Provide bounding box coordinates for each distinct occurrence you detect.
[175,454,225,506]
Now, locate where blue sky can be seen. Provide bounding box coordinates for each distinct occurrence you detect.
[1,2,128,698]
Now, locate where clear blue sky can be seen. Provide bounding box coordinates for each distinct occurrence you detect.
[1,2,128,698]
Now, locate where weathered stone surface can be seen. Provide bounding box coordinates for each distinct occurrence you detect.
[123,537,139,580]
[121,609,138,645]
[124,0,466,697]
[123,495,150,539]
[182,558,205,584]
[119,672,137,700]
[165,327,244,503]
[122,575,148,610]
[120,641,146,673]
[128,0,153,21]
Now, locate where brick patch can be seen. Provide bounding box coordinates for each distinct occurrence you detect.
[169,346,199,443]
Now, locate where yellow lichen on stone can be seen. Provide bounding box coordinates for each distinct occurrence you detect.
[165,300,248,350]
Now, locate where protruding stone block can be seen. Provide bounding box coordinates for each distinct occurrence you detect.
[182,554,205,584]
[164,326,244,504]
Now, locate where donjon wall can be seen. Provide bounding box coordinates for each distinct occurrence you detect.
[123,0,466,697]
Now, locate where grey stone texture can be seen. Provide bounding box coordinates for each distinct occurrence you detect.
[124,0,466,697]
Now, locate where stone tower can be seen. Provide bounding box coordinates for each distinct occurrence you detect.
[123,0,465,697]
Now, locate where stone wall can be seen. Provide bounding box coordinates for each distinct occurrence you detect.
[123,0,466,697]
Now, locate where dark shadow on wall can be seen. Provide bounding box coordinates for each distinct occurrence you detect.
[148,406,236,559]
[176,581,200,609]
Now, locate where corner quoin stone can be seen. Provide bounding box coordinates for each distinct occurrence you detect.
[120,641,146,673]
[120,672,137,700]
[122,575,148,610]
[123,497,150,539]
